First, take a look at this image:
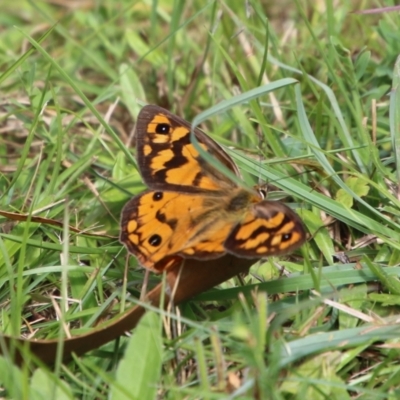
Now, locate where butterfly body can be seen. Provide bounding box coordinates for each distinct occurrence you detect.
[120,105,306,272]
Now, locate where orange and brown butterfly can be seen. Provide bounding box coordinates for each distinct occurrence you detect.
[120,105,306,272]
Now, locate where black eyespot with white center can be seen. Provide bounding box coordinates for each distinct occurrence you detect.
[153,192,163,201]
[149,234,162,247]
[282,233,292,241]
[155,123,170,134]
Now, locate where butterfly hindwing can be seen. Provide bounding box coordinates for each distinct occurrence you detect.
[224,201,306,258]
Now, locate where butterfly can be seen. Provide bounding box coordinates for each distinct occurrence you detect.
[120,105,306,272]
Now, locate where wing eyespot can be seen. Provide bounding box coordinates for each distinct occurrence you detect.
[282,233,292,241]
[155,123,170,134]
[149,234,162,247]
[153,192,163,201]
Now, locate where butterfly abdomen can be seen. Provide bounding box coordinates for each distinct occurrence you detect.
[226,189,260,212]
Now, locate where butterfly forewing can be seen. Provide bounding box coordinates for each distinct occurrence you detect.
[120,189,236,271]
[135,105,240,193]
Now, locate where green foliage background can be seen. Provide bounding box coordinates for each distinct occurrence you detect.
[1,1,400,398]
